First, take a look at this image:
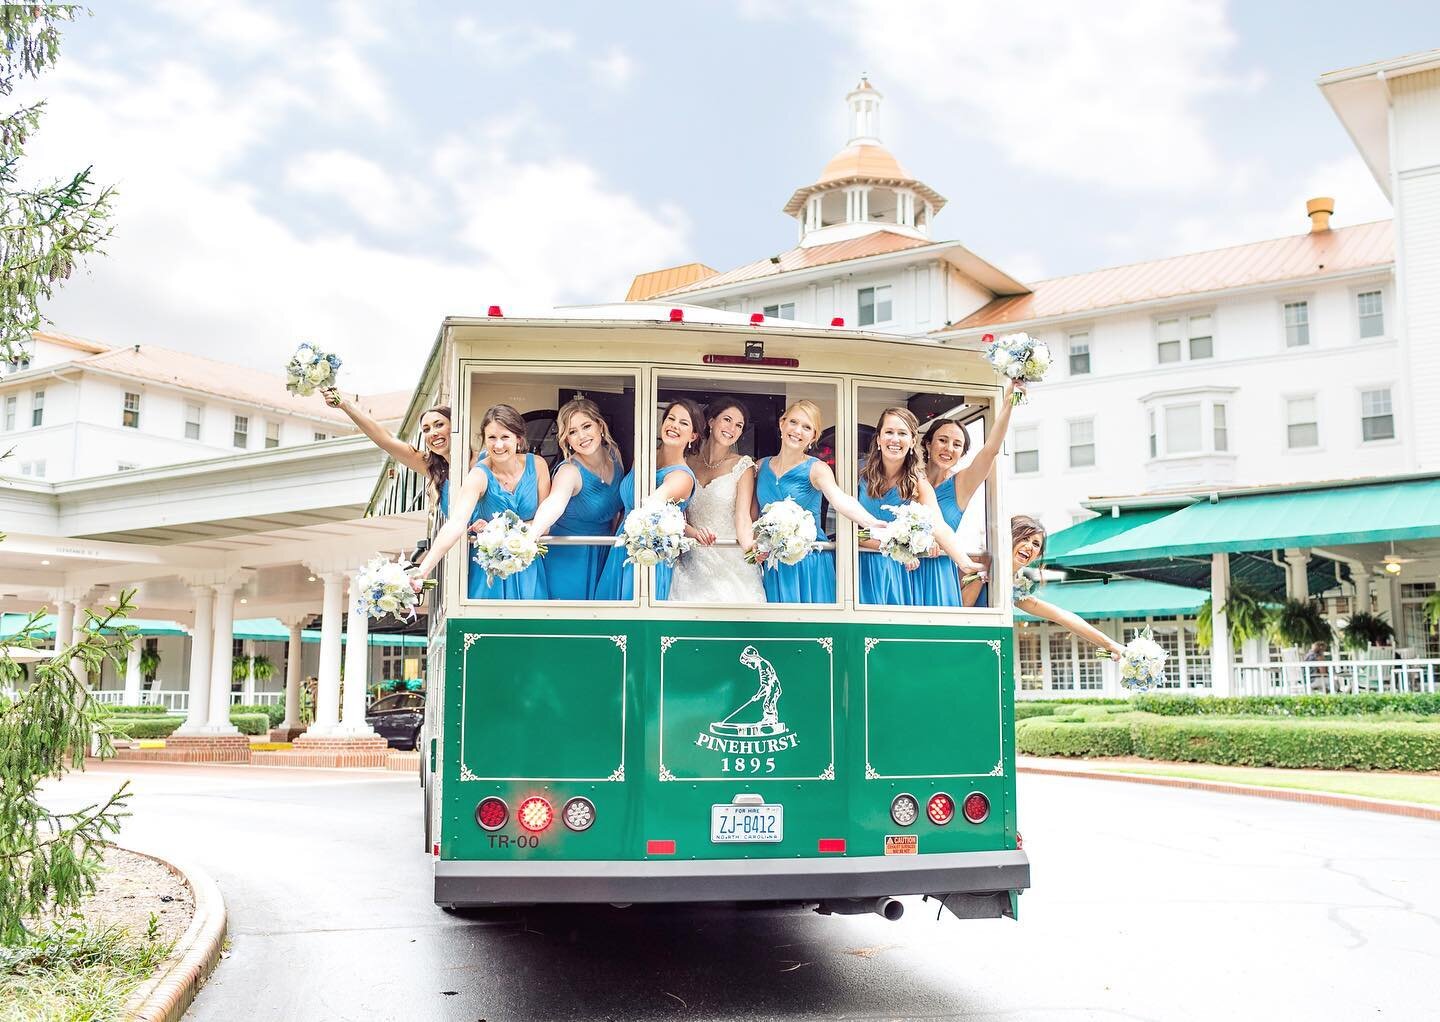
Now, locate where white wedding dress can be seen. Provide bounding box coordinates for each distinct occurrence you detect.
[669,456,767,603]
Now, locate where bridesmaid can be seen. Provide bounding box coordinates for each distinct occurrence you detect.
[414,404,551,599]
[321,390,457,516]
[751,400,882,604]
[913,379,1018,606]
[857,407,983,606]
[595,399,701,601]
[527,397,625,600]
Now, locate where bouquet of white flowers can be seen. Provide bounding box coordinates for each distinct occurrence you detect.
[470,510,547,586]
[961,568,1034,599]
[285,343,342,397]
[1097,628,1168,691]
[353,557,433,622]
[746,497,822,570]
[620,499,695,568]
[983,331,1050,405]
[865,502,936,568]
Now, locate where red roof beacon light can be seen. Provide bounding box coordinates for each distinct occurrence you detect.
[516,796,554,832]
[750,312,764,324]
[927,792,955,826]
[830,317,845,327]
[668,308,684,322]
[487,305,504,317]
[475,796,508,832]
[962,791,991,825]
[981,332,994,343]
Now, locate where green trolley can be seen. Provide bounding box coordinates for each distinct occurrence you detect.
[395,306,1030,922]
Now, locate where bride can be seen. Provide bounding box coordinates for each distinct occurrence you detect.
[669,398,767,603]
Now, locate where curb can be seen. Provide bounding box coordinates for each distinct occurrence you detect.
[1017,764,1440,821]
[120,847,227,1022]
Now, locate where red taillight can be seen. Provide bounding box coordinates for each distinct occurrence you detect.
[830,317,845,327]
[475,796,508,831]
[927,792,955,826]
[646,839,675,855]
[962,792,990,824]
[1016,831,1024,850]
[669,308,684,322]
[487,304,504,317]
[818,838,846,853]
[981,332,994,343]
[432,842,439,857]
[516,796,553,832]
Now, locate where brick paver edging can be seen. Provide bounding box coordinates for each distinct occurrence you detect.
[1017,763,1440,822]
[118,847,227,1022]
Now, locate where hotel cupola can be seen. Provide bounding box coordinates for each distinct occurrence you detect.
[783,76,946,248]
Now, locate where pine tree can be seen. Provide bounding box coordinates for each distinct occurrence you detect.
[1,6,129,945]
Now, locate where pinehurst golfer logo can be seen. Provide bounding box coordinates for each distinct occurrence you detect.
[694,645,800,755]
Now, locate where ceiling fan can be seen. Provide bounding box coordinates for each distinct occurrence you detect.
[1381,541,1415,575]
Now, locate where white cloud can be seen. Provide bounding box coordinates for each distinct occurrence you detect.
[283,150,436,234]
[452,19,576,64]
[590,48,634,89]
[149,0,293,51]
[817,0,1250,193]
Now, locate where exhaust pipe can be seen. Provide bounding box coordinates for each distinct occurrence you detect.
[815,897,904,921]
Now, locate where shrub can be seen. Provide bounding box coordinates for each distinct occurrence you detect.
[108,716,183,739]
[1128,717,1440,772]
[1016,718,1134,757]
[1015,703,1062,720]
[93,704,170,716]
[1341,612,1395,652]
[1271,599,1333,648]
[229,713,269,736]
[1131,693,1440,717]
[233,703,285,729]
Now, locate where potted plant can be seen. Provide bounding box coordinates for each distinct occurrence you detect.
[1341,611,1395,653]
[1271,599,1333,649]
[231,655,251,684]
[1196,584,1272,649]
[139,648,161,684]
[250,654,276,684]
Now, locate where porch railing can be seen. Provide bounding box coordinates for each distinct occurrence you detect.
[232,691,283,707]
[1233,658,1440,696]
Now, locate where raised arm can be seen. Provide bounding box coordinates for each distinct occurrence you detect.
[529,463,582,537]
[1018,595,1125,655]
[953,379,1018,506]
[916,478,983,573]
[323,389,427,474]
[414,468,488,576]
[809,460,883,532]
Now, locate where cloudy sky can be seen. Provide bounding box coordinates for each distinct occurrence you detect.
[18,0,1439,393]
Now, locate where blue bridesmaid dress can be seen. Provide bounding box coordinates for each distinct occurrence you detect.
[911,476,964,607]
[439,477,483,593]
[858,483,911,606]
[545,453,624,601]
[469,454,548,601]
[595,464,697,601]
[756,457,835,604]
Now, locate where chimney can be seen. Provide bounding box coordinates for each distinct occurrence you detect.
[1306,196,1334,233]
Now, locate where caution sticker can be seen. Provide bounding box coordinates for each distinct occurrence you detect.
[884,834,918,855]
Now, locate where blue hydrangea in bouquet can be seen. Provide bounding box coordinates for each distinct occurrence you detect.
[285,342,342,397]
[1097,628,1168,691]
[354,556,433,622]
[983,331,1051,405]
[621,499,696,568]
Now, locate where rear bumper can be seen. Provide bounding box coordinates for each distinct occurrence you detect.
[434,849,1029,906]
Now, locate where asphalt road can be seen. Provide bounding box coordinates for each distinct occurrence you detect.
[41,762,1440,1022]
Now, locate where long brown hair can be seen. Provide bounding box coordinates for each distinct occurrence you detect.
[660,398,705,455]
[418,404,451,504]
[924,416,972,461]
[702,397,749,444]
[862,407,924,501]
[555,397,617,459]
[478,404,528,454]
[1011,514,1047,562]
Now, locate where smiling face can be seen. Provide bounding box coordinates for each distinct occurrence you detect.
[707,405,746,452]
[563,412,603,458]
[660,403,699,451]
[876,413,915,464]
[1013,532,1044,570]
[778,408,817,451]
[418,410,451,459]
[926,422,968,470]
[483,420,521,462]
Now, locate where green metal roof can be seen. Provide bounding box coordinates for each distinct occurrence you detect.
[1043,508,1174,560]
[1015,579,1209,622]
[1060,477,1440,564]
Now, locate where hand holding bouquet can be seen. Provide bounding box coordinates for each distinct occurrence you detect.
[621,499,695,568]
[865,502,936,569]
[354,557,433,621]
[1096,628,1168,691]
[745,497,821,570]
[285,343,342,397]
[983,331,1050,405]
[470,510,547,586]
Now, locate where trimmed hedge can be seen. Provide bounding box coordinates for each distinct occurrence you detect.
[1017,718,1133,757]
[1129,717,1440,772]
[109,716,183,739]
[1132,693,1440,718]
[230,712,270,736]
[234,703,285,729]
[94,704,171,715]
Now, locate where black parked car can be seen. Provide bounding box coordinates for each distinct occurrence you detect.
[366,691,425,750]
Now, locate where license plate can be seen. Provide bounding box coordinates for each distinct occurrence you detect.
[711,804,783,843]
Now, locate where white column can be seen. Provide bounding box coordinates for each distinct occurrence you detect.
[176,586,214,734]
[241,639,256,705]
[123,646,143,705]
[307,571,347,736]
[53,598,75,649]
[1351,569,1373,616]
[339,574,376,737]
[70,602,89,684]
[1210,553,1234,696]
[1283,548,1310,600]
[279,620,304,731]
[202,583,240,734]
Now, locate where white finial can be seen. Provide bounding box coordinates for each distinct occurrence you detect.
[846,75,882,146]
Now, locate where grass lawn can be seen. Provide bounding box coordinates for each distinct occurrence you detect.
[1080,760,1440,806]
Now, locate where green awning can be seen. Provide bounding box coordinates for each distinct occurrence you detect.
[0,613,189,640]
[1,614,424,648]
[1044,508,1175,560]
[1015,579,1208,622]
[1059,477,1440,565]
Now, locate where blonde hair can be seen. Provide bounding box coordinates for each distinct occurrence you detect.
[781,399,823,436]
[555,397,617,459]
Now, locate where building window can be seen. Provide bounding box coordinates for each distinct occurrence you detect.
[3,338,33,374]
[30,389,44,427]
[1213,403,1228,452]
[313,431,329,442]
[857,285,893,327]
[20,459,45,478]
[1283,301,1310,347]
[1016,629,1043,690]
[1156,318,1181,363]
[1187,314,1213,359]
[1357,290,1384,338]
[122,391,141,429]
[233,415,249,449]
[184,402,203,440]
[1067,332,1091,375]
[1047,631,1076,691]
[265,421,281,449]
[1360,388,1394,442]
[1147,409,1157,458]
[1068,418,1095,468]
[1013,426,1039,474]
[1155,313,1213,363]
[1286,396,1319,449]
[762,302,796,320]
[1164,403,1201,455]
[3,395,14,432]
